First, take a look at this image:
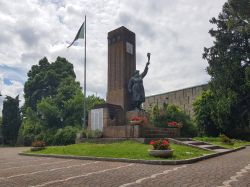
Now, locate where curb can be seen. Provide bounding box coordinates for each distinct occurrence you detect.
[19,146,246,165]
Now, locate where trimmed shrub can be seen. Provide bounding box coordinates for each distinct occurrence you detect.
[53,126,78,145]
[82,129,103,139]
[220,134,234,145]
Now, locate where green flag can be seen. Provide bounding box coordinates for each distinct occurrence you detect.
[67,22,85,48]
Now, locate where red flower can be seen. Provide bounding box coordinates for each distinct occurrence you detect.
[130,116,148,125]
[162,140,169,146]
[149,139,170,150]
[149,140,155,145]
[131,116,143,121]
[167,121,182,128]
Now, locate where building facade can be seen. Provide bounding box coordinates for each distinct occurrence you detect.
[143,84,208,118]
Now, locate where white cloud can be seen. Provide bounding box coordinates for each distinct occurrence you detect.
[0,0,226,111]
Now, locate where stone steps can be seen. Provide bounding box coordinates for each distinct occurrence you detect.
[182,141,207,145]
[172,138,230,153]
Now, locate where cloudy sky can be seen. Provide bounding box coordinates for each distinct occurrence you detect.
[0,0,227,111]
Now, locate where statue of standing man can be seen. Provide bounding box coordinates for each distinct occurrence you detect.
[128,53,150,110]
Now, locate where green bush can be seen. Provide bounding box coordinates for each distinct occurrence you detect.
[23,135,34,146]
[53,126,78,145]
[219,134,234,145]
[147,104,197,137]
[82,129,103,138]
[193,90,220,137]
[40,131,54,145]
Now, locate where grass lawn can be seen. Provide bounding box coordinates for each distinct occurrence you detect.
[27,140,212,160]
[194,137,250,149]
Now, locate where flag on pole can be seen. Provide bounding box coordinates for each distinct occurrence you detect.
[67,16,87,128]
[67,22,85,48]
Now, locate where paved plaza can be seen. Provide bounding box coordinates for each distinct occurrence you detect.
[0,147,250,187]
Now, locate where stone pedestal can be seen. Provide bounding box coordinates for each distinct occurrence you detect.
[88,103,124,132]
[103,125,143,138]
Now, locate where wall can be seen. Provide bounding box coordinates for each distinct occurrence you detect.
[143,84,208,118]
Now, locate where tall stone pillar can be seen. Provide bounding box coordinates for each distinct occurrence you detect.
[107,26,136,112]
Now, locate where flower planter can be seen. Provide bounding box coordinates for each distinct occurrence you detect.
[148,149,174,158]
[30,147,45,151]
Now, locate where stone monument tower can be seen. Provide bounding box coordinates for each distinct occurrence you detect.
[106,26,136,112]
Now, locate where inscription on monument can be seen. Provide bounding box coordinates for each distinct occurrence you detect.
[90,108,103,131]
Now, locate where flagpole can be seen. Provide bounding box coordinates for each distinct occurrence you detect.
[83,15,87,129]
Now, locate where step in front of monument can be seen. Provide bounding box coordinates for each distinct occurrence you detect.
[182,141,210,145]
[198,144,225,150]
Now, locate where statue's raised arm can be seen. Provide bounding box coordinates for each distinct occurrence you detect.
[140,53,150,79]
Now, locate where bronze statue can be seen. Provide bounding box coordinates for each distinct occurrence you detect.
[128,53,150,110]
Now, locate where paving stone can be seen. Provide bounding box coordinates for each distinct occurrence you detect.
[0,147,250,187]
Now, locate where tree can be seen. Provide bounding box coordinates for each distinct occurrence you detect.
[200,0,250,136]
[193,90,220,136]
[36,77,85,128]
[228,0,250,22]
[54,77,84,127]
[21,56,105,145]
[20,57,84,145]
[2,96,21,145]
[17,107,44,146]
[23,56,84,127]
[24,57,76,111]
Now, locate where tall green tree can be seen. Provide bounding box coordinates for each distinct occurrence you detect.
[23,57,83,128]
[20,57,84,145]
[2,96,21,145]
[193,90,220,136]
[24,57,76,111]
[36,77,85,128]
[20,56,105,145]
[198,0,250,136]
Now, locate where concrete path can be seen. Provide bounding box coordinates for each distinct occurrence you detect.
[0,147,250,187]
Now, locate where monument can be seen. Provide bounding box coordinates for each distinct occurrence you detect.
[106,26,136,112]
[88,26,180,138]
